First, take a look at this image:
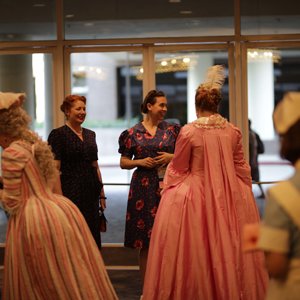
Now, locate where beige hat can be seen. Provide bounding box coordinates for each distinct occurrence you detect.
[0,92,25,110]
[273,92,300,134]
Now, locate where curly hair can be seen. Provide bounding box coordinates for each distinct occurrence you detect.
[60,94,86,117]
[195,87,221,113]
[141,90,165,114]
[280,120,300,165]
[0,106,59,185]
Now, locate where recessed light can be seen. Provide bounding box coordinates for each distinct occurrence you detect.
[33,3,46,7]
[180,10,192,14]
[65,14,75,18]
[169,0,181,2]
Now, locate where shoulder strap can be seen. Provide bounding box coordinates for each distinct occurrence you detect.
[269,181,300,229]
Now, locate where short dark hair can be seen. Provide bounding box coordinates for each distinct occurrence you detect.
[141,90,165,114]
[280,119,300,164]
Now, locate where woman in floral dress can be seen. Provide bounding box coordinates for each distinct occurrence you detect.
[118,90,180,285]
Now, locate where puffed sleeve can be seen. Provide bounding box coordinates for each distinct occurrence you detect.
[1,144,28,214]
[163,125,193,189]
[48,129,63,160]
[118,129,134,159]
[171,123,181,139]
[232,126,252,187]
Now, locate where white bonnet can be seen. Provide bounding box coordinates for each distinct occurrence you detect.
[273,92,300,134]
[0,92,25,110]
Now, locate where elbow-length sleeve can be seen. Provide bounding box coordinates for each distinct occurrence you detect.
[163,125,193,189]
[1,145,28,214]
[232,127,252,187]
[118,129,134,159]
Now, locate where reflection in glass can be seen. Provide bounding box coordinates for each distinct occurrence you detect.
[241,0,300,35]
[0,1,56,41]
[247,48,298,188]
[64,0,234,39]
[154,51,229,125]
[70,51,142,186]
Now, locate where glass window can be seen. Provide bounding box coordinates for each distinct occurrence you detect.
[154,50,229,125]
[70,51,143,243]
[247,48,299,199]
[0,53,54,139]
[64,0,234,39]
[241,0,300,35]
[0,1,56,41]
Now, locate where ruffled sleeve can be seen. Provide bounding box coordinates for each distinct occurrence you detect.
[118,129,134,159]
[1,143,28,214]
[163,125,193,190]
[232,126,252,187]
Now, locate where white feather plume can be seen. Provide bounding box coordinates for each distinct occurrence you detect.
[198,65,225,91]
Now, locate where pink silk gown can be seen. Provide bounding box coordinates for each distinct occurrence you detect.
[1,141,118,300]
[143,115,268,300]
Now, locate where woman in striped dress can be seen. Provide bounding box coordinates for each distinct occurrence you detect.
[0,92,117,300]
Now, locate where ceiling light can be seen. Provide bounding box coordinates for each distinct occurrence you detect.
[180,10,192,14]
[33,3,46,7]
[169,0,181,2]
[134,55,197,80]
[248,49,281,63]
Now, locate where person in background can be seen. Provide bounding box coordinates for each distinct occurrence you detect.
[142,66,268,300]
[244,92,300,300]
[118,90,181,286]
[249,119,265,198]
[48,95,105,249]
[0,92,117,299]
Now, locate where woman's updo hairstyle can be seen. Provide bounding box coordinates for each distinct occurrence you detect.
[141,90,165,114]
[195,87,222,113]
[60,95,86,116]
[195,65,225,114]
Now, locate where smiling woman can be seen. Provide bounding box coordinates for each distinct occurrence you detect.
[118,89,181,287]
[48,94,106,249]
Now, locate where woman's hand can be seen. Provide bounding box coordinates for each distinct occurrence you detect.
[154,152,173,166]
[138,157,157,169]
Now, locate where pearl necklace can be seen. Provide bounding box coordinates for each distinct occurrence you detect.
[66,123,83,136]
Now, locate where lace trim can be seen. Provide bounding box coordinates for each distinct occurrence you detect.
[192,114,227,129]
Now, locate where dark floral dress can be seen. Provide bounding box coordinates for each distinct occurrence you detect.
[48,125,103,249]
[118,121,181,249]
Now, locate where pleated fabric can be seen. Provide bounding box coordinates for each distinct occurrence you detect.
[143,116,268,300]
[1,141,118,300]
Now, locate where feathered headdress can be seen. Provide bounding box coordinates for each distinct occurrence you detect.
[198,65,225,91]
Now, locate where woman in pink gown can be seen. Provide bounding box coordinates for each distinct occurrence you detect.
[0,92,118,300]
[143,66,268,300]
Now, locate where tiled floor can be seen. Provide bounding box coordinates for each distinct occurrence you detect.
[108,269,142,300]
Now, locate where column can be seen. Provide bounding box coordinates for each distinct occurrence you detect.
[248,57,275,140]
[187,53,213,122]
